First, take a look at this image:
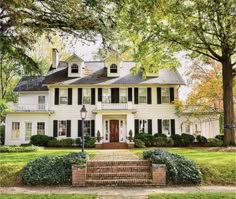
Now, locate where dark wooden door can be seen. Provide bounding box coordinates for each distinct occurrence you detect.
[110,120,119,142]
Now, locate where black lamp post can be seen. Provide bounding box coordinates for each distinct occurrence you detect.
[80,105,87,153]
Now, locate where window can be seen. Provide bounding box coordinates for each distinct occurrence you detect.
[37,122,45,135]
[71,64,79,73]
[84,120,91,136]
[11,122,20,139]
[139,88,147,103]
[38,96,45,110]
[58,120,67,136]
[163,120,170,135]
[161,88,170,103]
[185,123,190,133]
[25,122,32,141]
[120,88,128,103]
[102,88,111,103]
[139,120,147,133]
[110,64,118,73]
[60,89,68,104]
[83,88,91,104]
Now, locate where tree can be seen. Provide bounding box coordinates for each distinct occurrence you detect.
[0,0,114,70]
[117,0,236,145]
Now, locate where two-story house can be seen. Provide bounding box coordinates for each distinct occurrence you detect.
[5,49,220,147]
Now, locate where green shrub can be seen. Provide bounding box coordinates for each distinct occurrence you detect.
[154,133,167,138]
[48,139,59,147]
[215,135,224,141]
[134,139,145,148]
[30,135,56,146]
[144,149,202,184]
[155,137,168,147]
[167,138,174,146]
[206,138,223,147]
[48,138,74,147]
[0,145,38,153]
[0,125,5,145]
[170,134,183,147]
[181,133,195,146]
[84,136,95,148]
[75,138,81,145]
[135,133,156,147]
[196,135,207,144]
[21,152,87,185]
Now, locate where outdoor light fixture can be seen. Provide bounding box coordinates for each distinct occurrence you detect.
[80,105,87,152]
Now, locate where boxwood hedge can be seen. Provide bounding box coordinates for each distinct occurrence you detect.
[21,152,87,185]
[144,149,202,184]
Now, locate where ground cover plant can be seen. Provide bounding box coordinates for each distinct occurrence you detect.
[0,194,96,199]
[0,145,38,153]
[132,148,236,185]
[150,192,236,199]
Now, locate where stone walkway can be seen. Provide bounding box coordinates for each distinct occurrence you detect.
[91,150,141,161]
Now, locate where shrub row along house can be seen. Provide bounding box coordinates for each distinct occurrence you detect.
[5,49,220,147]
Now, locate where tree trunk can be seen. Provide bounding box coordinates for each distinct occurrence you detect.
[222,59,235,146]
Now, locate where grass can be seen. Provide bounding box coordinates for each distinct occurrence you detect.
[150,192,236,199]
[0,148,98,186]
[131,148,236,185]
[0,194,96,199]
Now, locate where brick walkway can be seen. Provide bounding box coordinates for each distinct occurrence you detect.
[92,150,141,161]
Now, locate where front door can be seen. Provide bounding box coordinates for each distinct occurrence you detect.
[110,120,119,142]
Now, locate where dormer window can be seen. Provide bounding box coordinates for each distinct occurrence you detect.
[110,64,118,73]
[71,64,79,73]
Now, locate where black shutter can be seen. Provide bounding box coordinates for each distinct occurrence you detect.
[134,88,139,104]
[78,120,82,137]
[53,120,58,137]
[98,88,102,102]
[171,119,175,136]
[128,88,132,102]
[55,88,59,105]
[91,88,95,105]
[68,88,72,105]
[158,119,162,134]
[91,120,95,137]
[78,88,82,105]
[148,119,152,134]
[135,119,139,135]
[157,87,161,104]
[170,87,174,103]
[67,120,71,137]
[147,88,152,104]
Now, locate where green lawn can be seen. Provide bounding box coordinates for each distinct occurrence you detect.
[150,192,236,199]
[0,194,96,199]
[0,149,98,186]
[131,148,236,185]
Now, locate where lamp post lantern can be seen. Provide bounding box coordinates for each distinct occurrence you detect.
[80,105,87,153]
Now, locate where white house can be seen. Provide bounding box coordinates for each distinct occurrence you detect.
[5,49,220,147]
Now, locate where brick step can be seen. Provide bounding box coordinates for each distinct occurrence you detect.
[87,160,150,167]
[87,172,151,180]
[101,143,128,149]
[87,166,151,173]
[86,179,153,186]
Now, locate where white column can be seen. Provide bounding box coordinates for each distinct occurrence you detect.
[95,113,103,143]
[127,113,134,143]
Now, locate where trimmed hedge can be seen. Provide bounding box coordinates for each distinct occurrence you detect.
[0,145,38,153]
[30,135,56,146]
[215,135,224,141]
[206,138,223,147]
[144,149,202,184]
[196,135,208,144]
[48,138,74,147]
[134,139,145,148]
[181,133,195,146]
[84,136,96,148]
[154,133,167,138]
[21,152,87,185]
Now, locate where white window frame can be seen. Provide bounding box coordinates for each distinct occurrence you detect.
[58,120,67,137]
[139,120,147,133]
[163,119,170,135]
[120,88,128,103]
[25,122,32,141]
[161,88,170,103]
[110,64,118,73]
[102,88,111,103]
[83,88,91,104]
[37,122,45,135]
[38,96,46,110]
[71,63,79,74]
[11,122,20,139]
[138,88,147,104]
[60,89,68,104]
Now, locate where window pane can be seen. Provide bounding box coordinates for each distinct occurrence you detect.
[120,88,128,103]
[71,64,79,73]
[58,120,67,136]
[37,122,45,135]
[12,122,20,139]
[84,120,91,136]
[161,88,170,103]
[138,88,147,103]
[60,89,68,104]
[163,120,170,135]
[102,88,111,103]
[25,122,32,141]
[83,88,91,104]
[110,64,117,73]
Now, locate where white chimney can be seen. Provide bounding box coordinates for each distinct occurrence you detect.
[52,48,59,69]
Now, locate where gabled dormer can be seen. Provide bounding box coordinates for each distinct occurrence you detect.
[66,54,85,77]
[105,55,122,77]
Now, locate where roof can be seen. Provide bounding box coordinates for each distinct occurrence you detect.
[43,61,185,85]
[14,76,48,92]
[178,105,221,115]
